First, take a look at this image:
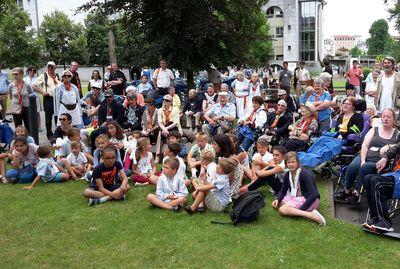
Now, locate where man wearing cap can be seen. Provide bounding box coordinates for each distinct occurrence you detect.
[202,91,236,139]
[155,94,182,161]
[152,59,175,97]
[106,63,127,96]
[141,98,159,144]
[122,92,145,132]
[54,70,83,128]
[82,81,105,103]
[33,61,60,140]
[0,62,10,120]
[98,89,125,126]
[277,89,298,114]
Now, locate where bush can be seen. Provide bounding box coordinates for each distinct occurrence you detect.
[362,67,371,80]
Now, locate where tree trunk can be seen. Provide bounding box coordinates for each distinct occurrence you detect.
[186,69,194,90]
[108,29,117,64]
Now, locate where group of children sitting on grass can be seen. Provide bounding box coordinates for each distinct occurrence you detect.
[3,125,326,226]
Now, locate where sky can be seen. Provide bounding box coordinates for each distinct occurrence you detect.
[36,0,398,39]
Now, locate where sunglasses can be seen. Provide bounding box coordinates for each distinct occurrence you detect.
[47,66,55,69]
[28,70,36,72]
[59,118,68,121]
[105,96,113,98]
[12,73,20,76]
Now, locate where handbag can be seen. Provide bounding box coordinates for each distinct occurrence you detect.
[61,101,77,110]
[9,103,22,115]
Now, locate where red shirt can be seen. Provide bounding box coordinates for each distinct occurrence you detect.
[346,67,362,86]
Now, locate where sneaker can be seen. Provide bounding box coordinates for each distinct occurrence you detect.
[196,207,205,213]
[334,190,348,200]
[184,206,195,215]
[88,198,100,206]
[120,194,126,201]
[38,128,43,132]
[312,210,327,226]
[345,194,360,205]
[171,205,181,212]
[372,221,394,232]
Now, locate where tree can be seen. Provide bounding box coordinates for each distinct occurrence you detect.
[0,2,42,68]
[84,9,110,66]
[39,11,89,67]
[386,0,400,31]
[79,0,272,86]
[366,19,391,55]
[350,47,363,57]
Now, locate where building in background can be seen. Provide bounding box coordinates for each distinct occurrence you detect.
[323,35,367,57]
[262,0,326,67]
[16,0,39,30]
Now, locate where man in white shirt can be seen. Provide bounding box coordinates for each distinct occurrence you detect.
[295,61,311,98]
[152,59,175,96]
[376,56,400,113]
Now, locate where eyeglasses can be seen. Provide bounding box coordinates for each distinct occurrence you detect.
[59,118,68,121]
[28,70,36,72]
[12,73,19,76]
[277,104,285,107]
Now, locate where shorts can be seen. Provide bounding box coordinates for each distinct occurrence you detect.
[282,194,319,212]
[205,192,225,212]
[89,183,121,192]
[52,172,64,182]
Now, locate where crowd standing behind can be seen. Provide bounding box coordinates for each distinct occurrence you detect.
[2,56,400,232]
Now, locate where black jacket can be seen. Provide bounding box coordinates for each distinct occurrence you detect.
[98,99,125,126]
[123,104,145,131]
[334,113,364,138]
[266,111,292,139]
[182,95,203,113]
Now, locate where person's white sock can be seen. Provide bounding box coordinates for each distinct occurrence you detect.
[99,197,108,203]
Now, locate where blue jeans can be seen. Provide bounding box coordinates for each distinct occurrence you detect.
[238,132,254,151]
[6,169,36,184]
[344,154,377,191]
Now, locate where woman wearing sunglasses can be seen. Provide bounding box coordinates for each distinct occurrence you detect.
[8,67,33,129]
[53,70,83,128]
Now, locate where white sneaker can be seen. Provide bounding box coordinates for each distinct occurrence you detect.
[135,182,149,186]
[312,210,327,226]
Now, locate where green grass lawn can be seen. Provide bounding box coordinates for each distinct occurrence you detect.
[0,179,398,269]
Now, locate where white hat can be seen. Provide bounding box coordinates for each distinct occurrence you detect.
[163,94,173,101]
[91,81,102,89]
[218,91,228,96]
[47,61,56,67]
[278,89,287,96]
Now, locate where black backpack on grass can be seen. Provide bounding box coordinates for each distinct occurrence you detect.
[230,191,265,225]
[211,191,265,226]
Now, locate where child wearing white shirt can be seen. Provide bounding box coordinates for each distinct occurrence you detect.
[162,143,187,185]
[66,141,90,178]
[146,157,188,211]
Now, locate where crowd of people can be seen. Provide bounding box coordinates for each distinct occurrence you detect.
[1,56,400,231]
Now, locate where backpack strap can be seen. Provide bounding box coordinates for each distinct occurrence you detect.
[44,72,48,93]
[210,220,234,225]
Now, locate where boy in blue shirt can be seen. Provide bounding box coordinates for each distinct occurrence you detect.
[185,158,235,214]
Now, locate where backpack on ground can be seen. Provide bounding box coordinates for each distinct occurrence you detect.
[211,191,265,226]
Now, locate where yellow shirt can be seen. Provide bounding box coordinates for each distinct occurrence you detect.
[339,115,351,133]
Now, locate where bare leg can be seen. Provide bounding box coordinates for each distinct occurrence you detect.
[278,205,324,225]
[147,194,186,209]
[59,158,78,179]
[148,175,159,186]
[190,190,206,211]
[0,158,6,178]
[83,188,110,199]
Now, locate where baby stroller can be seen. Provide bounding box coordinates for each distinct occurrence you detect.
[0,122,14,153]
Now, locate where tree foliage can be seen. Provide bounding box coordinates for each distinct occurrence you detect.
[0,2,42,68]
[79,0,272,71]
[350,47,363,57]
[366,19,391,55]
[39,11,89,66]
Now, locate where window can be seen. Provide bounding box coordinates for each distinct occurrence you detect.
[266,7,274,18]
[276,27,284,38]
[276,55,284,61]
[288,25,291,30]
[288,46,292,51]
[299,1,316,61]
[17,0,23,8]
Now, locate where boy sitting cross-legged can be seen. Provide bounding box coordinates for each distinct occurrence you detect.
[83,147,131,206]
[185,157,236,214]
[146,157,188,212]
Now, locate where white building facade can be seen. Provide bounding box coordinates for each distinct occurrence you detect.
[16,0,39,30]
[262,0,326,66]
